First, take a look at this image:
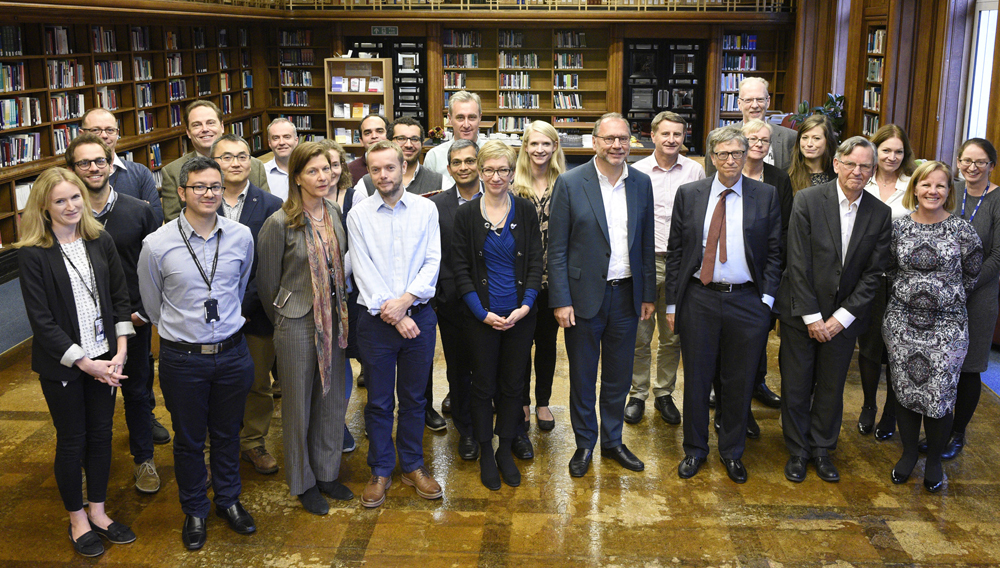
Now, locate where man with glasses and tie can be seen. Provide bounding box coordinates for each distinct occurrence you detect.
[665,125,782,484]
[548,112,656,477]
[706,77,797,177]
[138,157,257,550]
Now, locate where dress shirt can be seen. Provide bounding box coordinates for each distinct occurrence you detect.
[864,173,911,220]
[263,158,289,201]
[801,182,862,329]
[347,190,441,315]
[61,238,110,360]
[138,211,254,344]
[221,180,250,222]
[632,153,706,253]
[595,160,631,280]
[94,187,117,218]
[456,182,483,205]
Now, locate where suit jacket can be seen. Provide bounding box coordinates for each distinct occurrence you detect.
[761,162,795,269]
[547,160,656,319]
[18,231,132,382]
[705,123,797,176]
[256,200,347,324]
[664,175,783,335]
[776,180,892,339]
[220,183,283,336]
[160,151,270,222]
[429,186,467,305]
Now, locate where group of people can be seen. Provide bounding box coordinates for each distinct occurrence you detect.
[14,76,999,556]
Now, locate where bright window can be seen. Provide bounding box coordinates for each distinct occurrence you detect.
[965,3,997,140]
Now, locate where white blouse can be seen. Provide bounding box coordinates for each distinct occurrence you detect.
[60,238,109,359]
[864,173,912,220]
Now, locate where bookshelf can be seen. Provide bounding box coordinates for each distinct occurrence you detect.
[861,26,886,137]
[624,40,705,153]
[267,27,332,143]
[344,37,428,131]
[324,57,393,150]
[716,29,787,127]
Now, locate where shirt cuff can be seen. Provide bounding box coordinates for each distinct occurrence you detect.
[761,294,774,309]
[802,312,823,326]
[666,304,676,314]
[134,312,149,324]
[832,308,855,329]
[116,322,136,338]
[60,344,87,368]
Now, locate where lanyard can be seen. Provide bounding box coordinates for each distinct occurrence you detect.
[960,189,987,222]
[59,241,98,310]
[177,220,221,296]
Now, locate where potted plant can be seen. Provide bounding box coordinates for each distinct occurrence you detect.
[783,93,846,138]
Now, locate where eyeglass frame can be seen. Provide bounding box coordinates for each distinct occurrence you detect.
[182,184,225,195]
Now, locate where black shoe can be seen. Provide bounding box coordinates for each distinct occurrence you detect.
[458,435,480,461]
[511,433,534,460]
[917,437,929,453]
[753,383,781,408]
[151,416,171,445]
[713,412,721,433]
[784,456,807,483]
[89,520,136,544]
[343,425,356,453]
[874,415,895,441]
[69,525,104,557]
[441,394,452,414]
[708,388,716,408]
[216,502,256,535]
[495,448,521,487]
[600,444,644,472]
[891,468,910,484]
[181,515,207,550]
[298,485,329,515]
[653,395,681,424]
[356,368,365,388]
[535,408,555,431]
[858,405,876,435]
[941,432,965,461]
[677,455,706,479]
[924,474,947,493]
[746,411,761,439]
[623,397,645,424]
[720,457,747,483]
[813,456,840,482]
[425,408,447,432]
[568,448,593,477]
[317,479,354,501]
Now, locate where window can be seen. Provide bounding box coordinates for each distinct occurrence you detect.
[964,2,998,140]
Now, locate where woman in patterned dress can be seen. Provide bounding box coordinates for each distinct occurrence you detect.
[882,161,983,492]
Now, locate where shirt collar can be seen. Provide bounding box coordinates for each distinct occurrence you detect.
[178,209,222,239]
[651,153,684,173]
[836,181,863,208]
[593,159,628,186]
[93,188,118,217]
[377,188,413,212]
[454,182,484,202]
[712,173,744,197]
[112,154,128,173]
[266,159,287,176]
[231,180,250,202]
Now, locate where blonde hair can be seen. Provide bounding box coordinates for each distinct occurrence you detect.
[741,119,773,137]
[283,141,332,230]
[738,76,769,96]
[513,121,565,200]
[902,160,956,212]
[15,167,103,249]
[477,140,517,174]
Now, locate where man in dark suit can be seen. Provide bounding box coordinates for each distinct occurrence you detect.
[776,136,891,483]
[429,139,481,460]
[665,125,782,484]
[211,134,284,476]
[548,112,656,477]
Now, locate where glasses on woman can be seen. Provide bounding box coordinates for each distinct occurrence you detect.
[958,158,992,169]
[481,168,512,178]
[747,137,771,147]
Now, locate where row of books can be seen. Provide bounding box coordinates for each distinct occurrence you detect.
[443,53,479,69]
[500,72,531,89]
[221,93,233,114]
[228,121,243,137]
[165,30,179,51]
[242,71,253,89]
[867,57,884,82]
[53,123,80,155]
[279,49,316,67]
[443,30,482,48]
[498,31,524,49]
[722,34,757,51]
[149,142,163,168]
[94,60,124,84]
[0,25,23,57]
[168,79,188,101]
[136,83,154,108]
[92,26,118,53]
[721,53,757,72]
[132,26,152,52]
[443,72,466,89]
[331,102,384,118]
[500,52,539,70]
[329,76,384,93]
[281,69,313,87]
[332,127,360,145]
[47,60,86,90]
[219,52,229,71]
[554,31,587,48]
[554,73,579,89]
[167,53,183,77]
[50,92,85,121]
[197,76,212,96]
[553,92,583,110]
[278,30,312,47]
[863,85,882,112]
[134,57,153,81]
[862,113,880,137]
[243,91,252,110]
[719,72,747,92]
[170,104,182,127]
[0,63,26,93]
[719,92,741,112]
[220,73,233,92]
[499,92,540,110]
[554,53,583,69]
[192,27,207,49]
[0,132,41,166]
[96,86,119,110]
[868,29,887,54]
[45,26,73,55]
[281,90,310,107]
[497,116,529,133]
[0,97,42,130]
[138,109,155,134]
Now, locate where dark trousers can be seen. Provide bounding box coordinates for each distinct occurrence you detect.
[468,311,537,443]
[565,279,639,450]
[158,337,254,518]
[39,371,117,511]
[120,323,153,464]
[358,307,437,477]
[679,283,770,460]
[778,323,855,458]
[437,300,474,436]
[523,288,559,408]
[712,314,773,408]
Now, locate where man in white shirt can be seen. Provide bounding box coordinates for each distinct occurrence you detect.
[262,118,299,201]
[423,91,482,184]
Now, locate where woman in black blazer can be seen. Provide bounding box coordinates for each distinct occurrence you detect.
[16,167,134,557]
[452,141,543,490]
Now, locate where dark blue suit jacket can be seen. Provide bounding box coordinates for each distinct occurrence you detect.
[547,160,656,319]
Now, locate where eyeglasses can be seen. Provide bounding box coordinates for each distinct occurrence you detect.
[481,168,512,178]
[183,184,225,195]
[712,151,745,162]
[450,158,478,168]
[747,137,771,147]
[214,153,250,164]
[837,159,875,174]
[738,97,769,105]
[392,136,422,145]
[596,135,630,146]
[959,158,992,169]
[83,127,119,136]
[73,158,109,169]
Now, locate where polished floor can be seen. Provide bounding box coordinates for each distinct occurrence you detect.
[2,329,1000,567]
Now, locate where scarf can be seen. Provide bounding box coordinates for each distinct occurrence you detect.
[303,203,349,396]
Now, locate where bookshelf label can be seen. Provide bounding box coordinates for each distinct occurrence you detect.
[371,26,398,37]
[346,62,372,77]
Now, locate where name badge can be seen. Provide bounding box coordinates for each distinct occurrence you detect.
[94,317,105,344]
[205,298,220,323]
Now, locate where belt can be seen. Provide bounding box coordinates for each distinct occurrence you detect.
[608,277,632,287]
[373,303,429,318]
[161,333,243,355]
[692,277,755,293]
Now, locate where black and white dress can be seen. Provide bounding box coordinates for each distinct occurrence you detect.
[883,215,983,418]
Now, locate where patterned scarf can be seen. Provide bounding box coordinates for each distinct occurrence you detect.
[303,204,349,397]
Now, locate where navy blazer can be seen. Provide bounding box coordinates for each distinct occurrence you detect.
[219,183,283,336]
[18,231,132,382]
[663,175,783,336]
[430,186,470,305]
[547,160,656,319]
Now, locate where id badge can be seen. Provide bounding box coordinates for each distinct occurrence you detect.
[94,317,105,343]
[205,298,220,323]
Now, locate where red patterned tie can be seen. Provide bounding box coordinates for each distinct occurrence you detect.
[700,189,733,285]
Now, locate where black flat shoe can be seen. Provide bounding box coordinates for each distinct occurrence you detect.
[89,520,136,544]
[720,457,748,483]
[623,397,645,424]
[495,449,521,487]
[600,444,644,472]
[813,456,840,482]
[568,448,593,477]
[69,525,104,557]
[535,408,555,431]
[181,515,207,550]
[924,475,947,493]
[941,432,965,461]
[677,455,706,479]
[216,502,256,535]
[654,395,681,424]
[425,408,447,432]
[441,394,452,414]
[746,411,761,439]
[458,435,480,461]
[317,479,354,501]
[858,405,876,435]
[298,485,329,516]
[511,434,534,460]
[874,416,895,441]
[784,456,807,483]
[753,383,781,408]
[890,468,910,484]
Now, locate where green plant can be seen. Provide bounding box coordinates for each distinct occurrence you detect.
[788,93,846,137]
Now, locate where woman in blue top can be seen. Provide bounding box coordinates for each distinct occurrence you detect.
[452,140,544,490]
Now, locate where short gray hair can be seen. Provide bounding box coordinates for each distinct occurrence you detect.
[592,112,630,137]
[835,136,876,162]
[266,117,298,138]
[448,138,479,162]
[706,125,748,155]
[448,90,482,116]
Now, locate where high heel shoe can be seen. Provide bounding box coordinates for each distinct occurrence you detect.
[941,432,965,461]
[874,415,896,441]
[890,468,910,484]
[858,405,876,435]
[924,474,947,493]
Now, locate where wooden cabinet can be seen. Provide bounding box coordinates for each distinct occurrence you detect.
[716,29,788,127]
[324,57,393,151]
[267,27,332,143]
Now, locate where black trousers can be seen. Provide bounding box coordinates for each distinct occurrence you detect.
[120,323,153,464]
[468,311,537,443]
[39,370,117,511]
[522,288,559,408]
[437,300,474,436]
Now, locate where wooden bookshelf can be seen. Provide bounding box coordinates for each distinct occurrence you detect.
[324,57,393,150]
[716,29,788,127]
[860,25,886,137]
[267,27,333,143]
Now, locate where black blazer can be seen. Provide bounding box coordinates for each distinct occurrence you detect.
[761,162,794,269]
[776,180,892,339]
[429,186,466,305]
[452,194,543,314]
[664,175,783,336]
[220,183,283,337]
[18,231,132,382]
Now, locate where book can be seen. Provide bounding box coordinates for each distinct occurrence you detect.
[351,102,364,118]
[368,77,383,93]
[349,77,360,92]
[330,76,345,92]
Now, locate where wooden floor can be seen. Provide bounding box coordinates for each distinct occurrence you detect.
[2,330,1000,567]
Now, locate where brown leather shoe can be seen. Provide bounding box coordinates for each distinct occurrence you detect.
[361,474,392,508]
[401,466,443,500]
[241,446,279,475]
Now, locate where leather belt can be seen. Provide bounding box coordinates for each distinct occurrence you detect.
[608,277,632,287]
[692,277,754,293]
[161,333,243,355]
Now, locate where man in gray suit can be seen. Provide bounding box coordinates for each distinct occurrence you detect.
[776,136,892,483]
[707,76,797,176]
[548,112,656,477]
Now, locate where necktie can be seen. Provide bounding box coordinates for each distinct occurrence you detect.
[700,189,733,285]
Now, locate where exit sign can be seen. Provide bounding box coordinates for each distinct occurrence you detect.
[372,26,398,36]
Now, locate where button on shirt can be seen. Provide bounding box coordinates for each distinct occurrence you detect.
[595,160,631,280]
[263,159,289,201]
[221,180,249,222]
[138,212,254,343]
[632,153,706,253]
[801,183,862,329]
[347,190,441,315]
